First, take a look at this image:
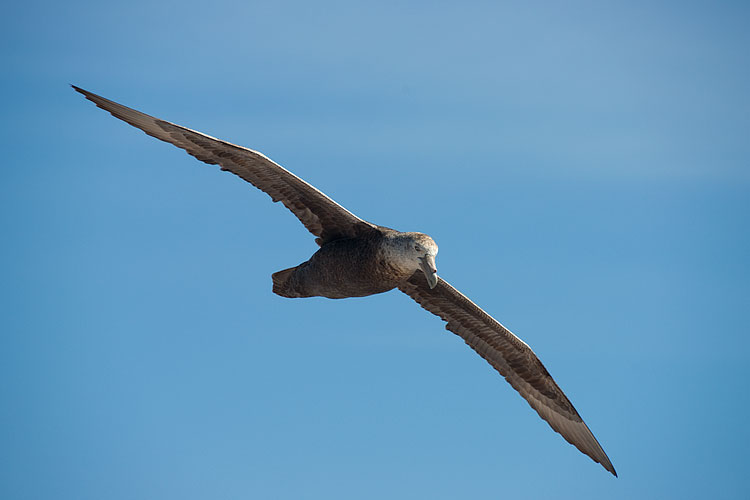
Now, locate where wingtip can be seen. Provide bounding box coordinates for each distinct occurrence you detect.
[71,85,93,101]
[600,457,617,477]
[594,447,617,477]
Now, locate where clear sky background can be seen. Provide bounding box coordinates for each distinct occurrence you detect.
[2,1,749,499]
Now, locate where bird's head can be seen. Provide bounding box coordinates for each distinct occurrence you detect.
[393,232,439,289]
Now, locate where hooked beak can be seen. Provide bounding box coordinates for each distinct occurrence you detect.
[419,254,439,289]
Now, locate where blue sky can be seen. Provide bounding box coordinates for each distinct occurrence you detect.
[2,1,749,498]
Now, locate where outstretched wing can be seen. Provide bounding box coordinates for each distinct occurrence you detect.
[399,272,616,476]
[73,86,375,245]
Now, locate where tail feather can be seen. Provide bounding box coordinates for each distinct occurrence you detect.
[272,267,298,297]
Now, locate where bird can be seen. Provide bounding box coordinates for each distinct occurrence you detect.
[73,85,617,476]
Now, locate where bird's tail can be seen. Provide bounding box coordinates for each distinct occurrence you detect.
[272,266,299,298]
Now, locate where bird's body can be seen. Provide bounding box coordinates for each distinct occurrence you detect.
[273,227,431,299]
[73,85,616,477]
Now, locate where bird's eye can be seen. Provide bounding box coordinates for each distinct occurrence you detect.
[414,245,421,251]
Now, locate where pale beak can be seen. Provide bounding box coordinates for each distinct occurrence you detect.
[419,254,439,289]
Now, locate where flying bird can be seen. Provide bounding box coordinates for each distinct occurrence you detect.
[73,85,617,476]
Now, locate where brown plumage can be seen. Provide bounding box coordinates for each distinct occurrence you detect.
[73,85,617,477]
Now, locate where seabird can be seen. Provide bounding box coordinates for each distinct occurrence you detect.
[73,86,617,476]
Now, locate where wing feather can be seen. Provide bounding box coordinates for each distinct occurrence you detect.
[73,86,375,245]
[399,272,616,476]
